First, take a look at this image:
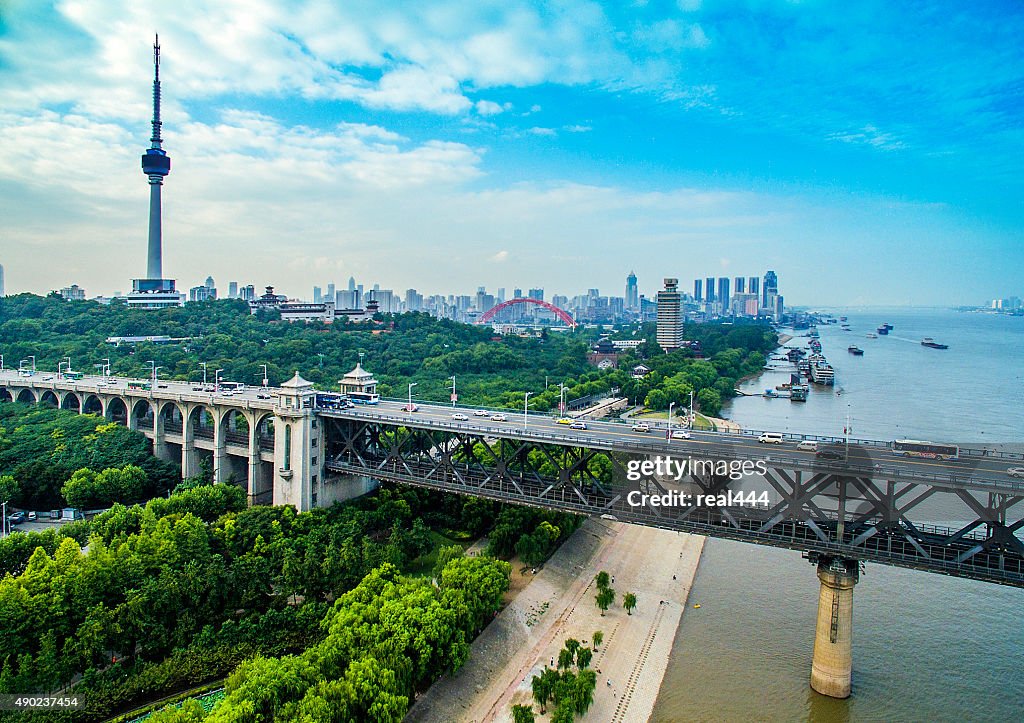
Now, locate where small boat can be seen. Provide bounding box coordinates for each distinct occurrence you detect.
[876,325,889,335]
[847,346,864,355]
[763,389,779,398]
[839,316,848,321]
[884,323,894,330]
[921,337,949,349]
[790,385,809,402]
[866,333,877,339]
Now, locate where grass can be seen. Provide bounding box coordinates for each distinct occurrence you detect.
[406,529,477,577]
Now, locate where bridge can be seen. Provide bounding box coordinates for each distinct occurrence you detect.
[2,367,1022,698]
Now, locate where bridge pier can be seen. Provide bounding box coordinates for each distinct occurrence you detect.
[810,556,859,698]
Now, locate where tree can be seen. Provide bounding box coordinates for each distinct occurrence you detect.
[511,704,536,723]
[592,630,604,650]
[432,544,464,580]
[594,570,610,590]
[557,647,575,670]
[576,646,593,669]
[0,475,19,504]
[623,592,637,615]
[532,668,555,714]
[596,587,615,616]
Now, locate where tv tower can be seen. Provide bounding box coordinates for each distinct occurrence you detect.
[129,34,183,308]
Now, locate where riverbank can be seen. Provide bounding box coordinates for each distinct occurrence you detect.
[406,519,705,722]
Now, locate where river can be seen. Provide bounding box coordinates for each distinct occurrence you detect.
[651,308,1024,722]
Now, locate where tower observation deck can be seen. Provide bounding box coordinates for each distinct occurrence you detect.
[129,34,183,309]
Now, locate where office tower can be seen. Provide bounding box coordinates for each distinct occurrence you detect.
[717,277,730,310]
[705,277,716,302]
[693,278,703,302]
[763,270,778,308]
[405,288,423,311]
[312,286,322,304]
[326,283,335,302]
[625,271,639,310]
[348,276,356,291]
[734,276,745,294]
[228,281,238,298]
[128,35,184,309]
[204,276,216,298]
[528,288,544,301]
[656,278,684,351]
[748,277,759,297]
[241,285,255,301]
[514,288,523,299]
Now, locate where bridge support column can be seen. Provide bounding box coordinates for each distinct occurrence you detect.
[810,556,859,699]
[212,414,228,484]
[152,406,172,463]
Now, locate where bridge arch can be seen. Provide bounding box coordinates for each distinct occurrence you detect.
[132,399,155,431]
[255,413,276,452]
[187,404,218,443]
[82,394,103,415]
[17,388,38,405]
[476,297,576,327]
[220,409,250,446]
[61,392,81,412]
[39,390,59,408]
[106,397,128,426]
[0,388,13,403]
[158,401,184,434]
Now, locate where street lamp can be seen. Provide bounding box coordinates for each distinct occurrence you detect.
[0,355,4,371]
[668,401,675,441]
[215,369,224,393]
[28,356,35,374]
[63,357,71,377]
[199,362,208,386]
[260,364,269,387]
[689,390,695,428]
[152,366,162,386]
[145,360,156,384]
[450,375,457,407]
[524,391,533,428]
[102,358,110,376]
[559,383,568,418]
[407,382,417,411]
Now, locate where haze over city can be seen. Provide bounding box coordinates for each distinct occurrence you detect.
[1,1,1022,304]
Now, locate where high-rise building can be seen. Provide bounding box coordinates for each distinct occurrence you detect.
[312,286,322,304]
[748,277,759,297]
[693,278,703,302]
[326,283,335,302]
[528,288,544,301]
[497,287,506,303]
[240,285,255,301]
[405,288,423,311]
[705,277,716,302]
[656,278,684,351]
[128,35,184,309]
[717,277,731,310]
[59,284,86,301]
[514,288,523,299]
[763,270,778,309]
[626,271,639,311]
[228,281,238,299]
[0,263,5,296]
[348,276,356,292]
[734,276,745,294]
[189,285,215,302]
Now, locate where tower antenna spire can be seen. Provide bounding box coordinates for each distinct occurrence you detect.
[150,34,162,148]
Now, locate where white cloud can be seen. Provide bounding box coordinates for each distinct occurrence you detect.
[527,126,557,136]
[827,124,906,151]
[475,100,505,116]
[492,250,510,262]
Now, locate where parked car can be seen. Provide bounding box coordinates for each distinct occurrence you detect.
[26,511,37,522]
[631,422,651,433]
[7,512,25,525]
[490,414,508,422]
[451,413,469,421]
[569,421,587,430]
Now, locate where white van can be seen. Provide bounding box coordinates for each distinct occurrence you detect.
[797,440,818,452]
[758,432,785,444]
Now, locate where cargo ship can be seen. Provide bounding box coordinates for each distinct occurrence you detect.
[921,337,949,349]
[847,345,864,355]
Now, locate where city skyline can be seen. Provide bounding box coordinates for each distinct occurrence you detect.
[1,2,1023,304]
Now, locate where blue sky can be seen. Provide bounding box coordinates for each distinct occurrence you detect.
[0,0,1021,305]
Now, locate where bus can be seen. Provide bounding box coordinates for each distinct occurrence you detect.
[220,381,246,392]
[64,371,84,380]
[315,392,349,409]
[347,391,380,405]
[128,381,151,391]
[892,439,959,460]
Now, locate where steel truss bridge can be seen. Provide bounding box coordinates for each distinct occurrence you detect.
[322,409,1024,588]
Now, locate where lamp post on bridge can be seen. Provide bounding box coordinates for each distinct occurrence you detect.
[667,401,675,441]
[260,364,269,388]
[407,382,417,412]
[101,358,110,376]
[199,362,207,386]
[524,391,532,428]
[215,369,224,393]
[450,375,457,407]
[559,382,567,418]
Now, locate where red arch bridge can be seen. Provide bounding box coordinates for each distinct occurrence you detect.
[476,297,576,327]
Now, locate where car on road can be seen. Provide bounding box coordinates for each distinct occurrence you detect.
[490,413,508,422]
[797,440,819,452]
[556,417,573,425]
[158,384,168,388]
[192,386,204,391]
[758,432,785,444]
[452,413,469,421]
[1008,467,1024,479]
[670,429,691,439]
[815,449,845,461]
[569,421,587,430]
[631,422,651,433]
[42,375,53,381]
[26,512,37,522]
[474,410,489,417]
[403,403,419,412]
[257,393,273,399]
[7,512,25,525]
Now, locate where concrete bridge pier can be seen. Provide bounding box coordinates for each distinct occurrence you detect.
[810,556,860,698]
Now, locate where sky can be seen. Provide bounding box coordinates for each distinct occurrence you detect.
[0,0,1022,306]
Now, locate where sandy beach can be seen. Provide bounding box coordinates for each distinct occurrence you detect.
[406,519,705,723]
